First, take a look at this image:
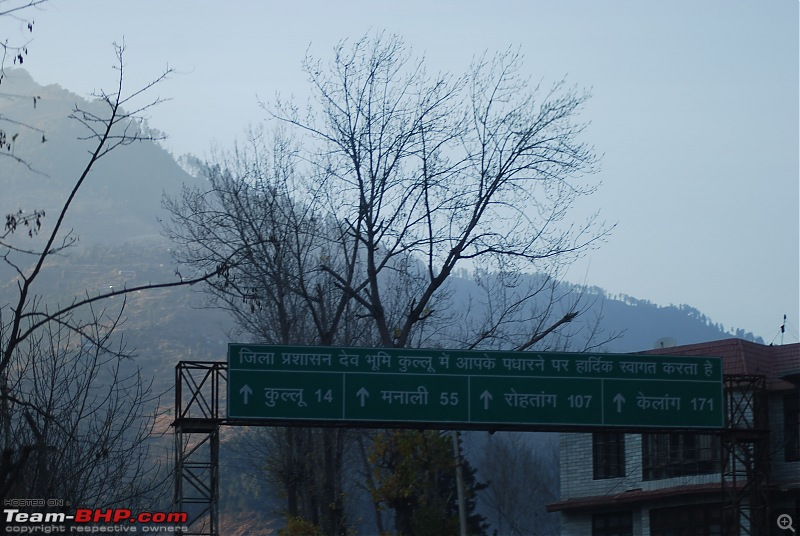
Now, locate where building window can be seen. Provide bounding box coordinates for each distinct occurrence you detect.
[650,504,724,536]
[642,433,720,481]
[785,391,800,462]
[593,432,625,479]
[593,511,633,536]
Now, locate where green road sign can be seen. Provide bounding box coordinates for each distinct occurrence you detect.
[227,344,724,430]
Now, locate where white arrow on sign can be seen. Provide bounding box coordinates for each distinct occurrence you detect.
[480,390,493,410]
[356,387,369,407]
[613,393,626,413]
[240,384,253,405]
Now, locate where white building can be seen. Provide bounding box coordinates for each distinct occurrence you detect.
[548,338,800,535]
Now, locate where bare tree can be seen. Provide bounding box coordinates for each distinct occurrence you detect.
[166,33,610,534]
[477,433,560,536]
[165,129,367,535]
[2,299,162,506]
[267,34,608,533]
[0,44,226,512]
[270,34,608,353]
[164,129,368,348]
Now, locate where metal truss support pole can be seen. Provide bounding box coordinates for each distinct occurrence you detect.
[721,374,769,536]
[173,361,227,536]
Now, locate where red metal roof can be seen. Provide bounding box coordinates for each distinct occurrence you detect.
[639,338,800,391]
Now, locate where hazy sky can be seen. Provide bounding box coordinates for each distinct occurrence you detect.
[12,0,799,343]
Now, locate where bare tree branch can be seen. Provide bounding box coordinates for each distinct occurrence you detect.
[0,42,206,509]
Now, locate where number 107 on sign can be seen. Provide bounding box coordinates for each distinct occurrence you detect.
[567,394,592,408]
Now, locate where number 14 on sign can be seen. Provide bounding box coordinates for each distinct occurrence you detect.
[236,385,332,405]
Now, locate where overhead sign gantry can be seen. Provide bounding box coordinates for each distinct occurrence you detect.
[227,344,724,429]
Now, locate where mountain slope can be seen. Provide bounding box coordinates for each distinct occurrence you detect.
[2,68,762,369]
[1,68,203,244]
[1,68,766,534]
